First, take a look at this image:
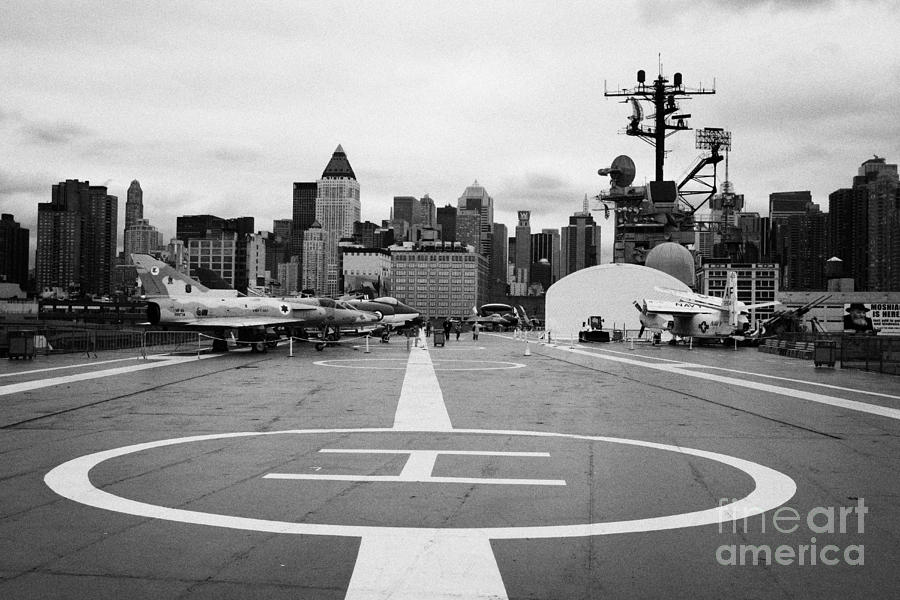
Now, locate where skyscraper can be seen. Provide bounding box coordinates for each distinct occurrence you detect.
[489,222,508,301]
[457,181,494,256]
[125,180,143,230]
[0,214,29,288]
[436,204,457,242]
[301,221,326,294]
[561,212,600,277]
[37,179,118,296]
[829,157,900,291]
[315,145,360,297]
[514,210,532,286]
[292,181,318,259]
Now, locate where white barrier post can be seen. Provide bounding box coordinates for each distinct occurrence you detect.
[365,335,371,354]
[289,337,294,357]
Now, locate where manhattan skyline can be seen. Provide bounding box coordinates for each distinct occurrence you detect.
[1,1,898,258]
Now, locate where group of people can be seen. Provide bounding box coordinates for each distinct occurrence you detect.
[436,319,480,341]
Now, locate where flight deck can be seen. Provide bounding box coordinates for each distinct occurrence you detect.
[1,333,898,599]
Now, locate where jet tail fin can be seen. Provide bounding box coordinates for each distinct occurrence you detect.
[723,271,739,327]
[131,254,236,298]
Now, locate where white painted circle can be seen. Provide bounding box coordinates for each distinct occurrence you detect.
[45,428,795,540]
[314,359,525,371]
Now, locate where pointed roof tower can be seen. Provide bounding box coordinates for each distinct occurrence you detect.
[321,144,356,180]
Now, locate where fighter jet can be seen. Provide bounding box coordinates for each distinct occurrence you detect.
[634,271,781,343]
[345,296,421,328]
[466,303,520,330]
[131,254,381,352]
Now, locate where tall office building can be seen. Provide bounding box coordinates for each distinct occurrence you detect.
[456,209,481,251]
[561,211,599,277]
[125,180,143,230]
[489,222,508,301]
[268,219,293,278]
[176,215,254,291]
[532,229,560,289]
[514,210,532,287]
[124,219,164,256]
[291,181,318,259]
[781,207,828,291]
[457,181,494,256]
[829,157,900,291]
[301,221,326,294]
[769,191,813,220]
[187,232,237,288]
[419,195,436,228]
[37,179,117,296]
[393,196,417,235]
[436,204,457,242]
[0,214,29,288]
[315,145,361,297]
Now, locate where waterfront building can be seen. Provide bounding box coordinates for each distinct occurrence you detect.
[37,179,117,297]
[390,246,488,319]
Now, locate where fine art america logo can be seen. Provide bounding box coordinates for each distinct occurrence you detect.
[715,498,867,566]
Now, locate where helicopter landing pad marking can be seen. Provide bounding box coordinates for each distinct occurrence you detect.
[44,340,796,599]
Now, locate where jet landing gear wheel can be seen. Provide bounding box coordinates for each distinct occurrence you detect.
[315,342,326,351]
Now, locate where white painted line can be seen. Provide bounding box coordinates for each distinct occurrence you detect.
[392,348,453,431]
[314,358,524,371]
[266,448,564,486]
[576,345,900,401]
[555,346,900,421]
[0,355,214,397]
[345,531,507,600]
[263,473,565,486]
[0,356,144,378]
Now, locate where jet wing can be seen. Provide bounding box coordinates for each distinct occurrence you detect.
[653,287,725,311]
[177,317,310,328]
[644,299,712,316]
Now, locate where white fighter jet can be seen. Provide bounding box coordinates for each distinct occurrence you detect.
[131,254,381,352]
[634,271,781,343]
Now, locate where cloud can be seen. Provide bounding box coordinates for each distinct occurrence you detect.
[19,120,92,145]
[210,146,262,164]
[0,168,48,197]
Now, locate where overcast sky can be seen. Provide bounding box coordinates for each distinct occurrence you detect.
[2,0,898,263]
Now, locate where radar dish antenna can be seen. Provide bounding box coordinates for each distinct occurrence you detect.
[599,155,636,188]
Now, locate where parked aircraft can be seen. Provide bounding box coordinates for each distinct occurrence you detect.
[131,254,381,352]
[634,272,781,343]
[466,303,519,330]
[752,295,831,338]
[345,296,422,327]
